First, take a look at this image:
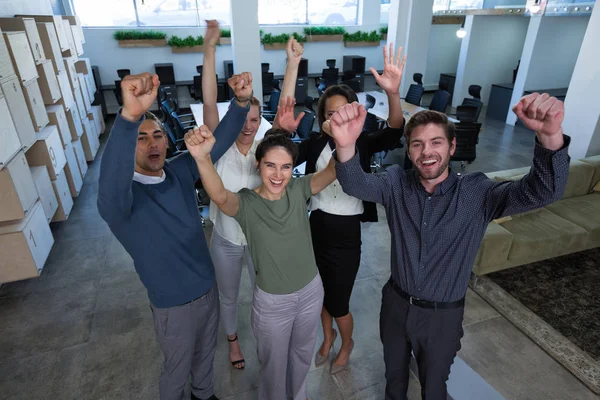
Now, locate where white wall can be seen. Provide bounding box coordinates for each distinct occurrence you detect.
[0,0,53,16]
[524,16,589,91]
[424,24,461,90]
[453,15,529,107]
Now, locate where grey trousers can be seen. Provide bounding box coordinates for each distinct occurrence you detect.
[252,274,324,400]
[210,230,256,336]
[151,286,219,400]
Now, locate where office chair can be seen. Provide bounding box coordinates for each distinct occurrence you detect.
[403,73,425,106]
[317,59,339,96]
[114,80,123,106]
[428,79,451,113]
[117,69,130,79]
[296,111,315,140]
[262,89,280,123]
[462,85,483,121]
[304,96,315,112]
[451,121,482,169]
[455,105,479,123]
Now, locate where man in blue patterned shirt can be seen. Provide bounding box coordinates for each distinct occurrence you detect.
[328,93,570,399]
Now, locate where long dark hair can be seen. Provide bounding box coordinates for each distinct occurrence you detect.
[317,84,359,132]
[256,130,298,163]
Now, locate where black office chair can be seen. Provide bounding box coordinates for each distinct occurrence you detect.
[114,80,123,106]
[456,105,479,123]
[462,85,483,121]
[403,73,425,106]
[296,111,315,140]
[262,90,280,123]
[317,59,339,96]
[117,69,130,79]
[304,96,315,112]
[429,79,451,113]
[451,122,482,168]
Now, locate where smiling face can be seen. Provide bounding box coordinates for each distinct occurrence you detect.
[257,146,294,199]
[237,104,261,147]
[408,123,455,183]
[135,119,168,176]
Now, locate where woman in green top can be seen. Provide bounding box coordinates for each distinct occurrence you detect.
[184,103,366,399]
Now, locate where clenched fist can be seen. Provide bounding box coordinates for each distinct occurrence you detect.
[228,72,253,103]
[120,73,160,122]
[326,102,367,149]
[513,93,565,150]
[184,125,215,160]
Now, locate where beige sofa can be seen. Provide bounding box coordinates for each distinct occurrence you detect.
[473,155,600,276]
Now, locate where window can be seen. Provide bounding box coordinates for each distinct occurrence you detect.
[258,0,359,25]
[71,0,231,27]
[380,0,390,25]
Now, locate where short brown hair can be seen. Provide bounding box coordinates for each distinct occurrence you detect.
[256,132,298,163]
[143,111,165,134]
[250,96,261,117]
[404,110,455,144]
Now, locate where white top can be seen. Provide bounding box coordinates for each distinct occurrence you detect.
[309,143,364,216]
[210,141,262,246]
[133,170,166,184]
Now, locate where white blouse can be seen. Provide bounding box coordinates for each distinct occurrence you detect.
[209,141,262,246]
[309,143,363,216]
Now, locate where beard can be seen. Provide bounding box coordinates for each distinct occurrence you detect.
[414,151,451,181]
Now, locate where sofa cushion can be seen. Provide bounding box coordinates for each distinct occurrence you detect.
[561,160,595,198]
[474,222,513,270]
[580,155,600,191]
[485,167,531,181]
[546,193,600,248]
[501,208,589,262]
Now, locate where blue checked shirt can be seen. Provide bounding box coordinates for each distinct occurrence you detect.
[335,136,571,302]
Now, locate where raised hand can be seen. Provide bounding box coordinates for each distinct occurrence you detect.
[286,36,304,66]
[370,43,406,95]
[184,125,215,160]
[274,97,305,134]
[513,93,564,137]
[204,19,221,47]
[326,102,367,149]
[120,73,160,121]
[228,72,253,102]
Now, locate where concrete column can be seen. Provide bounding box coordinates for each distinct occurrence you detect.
[506,15,542,126]
[230,0,263,101]
[387,0,435,97]
[563,6,600,158]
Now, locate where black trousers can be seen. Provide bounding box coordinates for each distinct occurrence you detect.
[380,280,465,400]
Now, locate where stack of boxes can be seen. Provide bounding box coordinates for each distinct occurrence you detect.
[0,15,105,284]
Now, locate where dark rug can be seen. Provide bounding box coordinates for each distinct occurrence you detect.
[471,248,600,394]
[488,248,600,361]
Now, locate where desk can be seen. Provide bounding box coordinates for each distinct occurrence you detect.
[357,91,459,123]
[487,83,568,122]
[189,102,272,141]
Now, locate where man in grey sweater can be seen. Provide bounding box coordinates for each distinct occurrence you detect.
[98,71,253,400]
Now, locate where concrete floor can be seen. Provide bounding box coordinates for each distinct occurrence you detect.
[0,80,597,400]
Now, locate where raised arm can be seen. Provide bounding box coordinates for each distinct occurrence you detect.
[485,93,570,220]
[185,126,240,217]
[330,101,394,205]
[272,37,304,130]
[202,19,220,132]
[310,157,336,194]
[97,73,159,226]
[370,43,406,129]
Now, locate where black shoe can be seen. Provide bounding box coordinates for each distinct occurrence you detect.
[191,394,219,400]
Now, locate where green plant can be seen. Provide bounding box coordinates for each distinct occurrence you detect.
[167,35,204,47]
[343,30,383,42]
[220,29,231,38]
[261,32,306,45]
[303,26,346,36]
[113,30,167,41]
[380,26,388,34]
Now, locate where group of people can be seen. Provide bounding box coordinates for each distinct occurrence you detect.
[98,20,571,400]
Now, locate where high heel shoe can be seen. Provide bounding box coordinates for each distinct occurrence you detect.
[330,339,354,375]
[314,329,337,367]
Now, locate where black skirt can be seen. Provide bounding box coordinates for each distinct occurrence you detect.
[309,209,361,318]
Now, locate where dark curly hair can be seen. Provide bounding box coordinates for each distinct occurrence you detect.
[256,130,298,163]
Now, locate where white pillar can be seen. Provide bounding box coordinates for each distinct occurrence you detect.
[230,0,263,101]
[506,16,542,126]
[387,0,435,97]
[564,6,600,158]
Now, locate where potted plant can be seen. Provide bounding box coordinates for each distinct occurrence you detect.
[219,29,231,45]
[168,35,205,53]
[113,30,167,48]
[380,26,388,40]
[303,27,345,42]
[262,32,305,50]
[343,30,382,47]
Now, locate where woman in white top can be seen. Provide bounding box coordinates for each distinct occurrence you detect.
[202,21,261,369]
